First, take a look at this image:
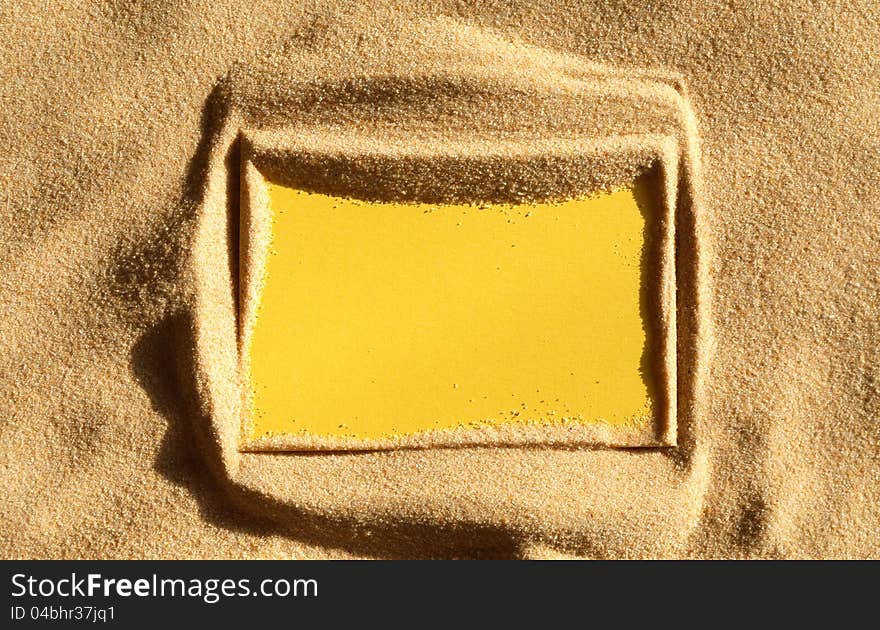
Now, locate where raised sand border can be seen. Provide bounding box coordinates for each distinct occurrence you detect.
[188,49,707,531]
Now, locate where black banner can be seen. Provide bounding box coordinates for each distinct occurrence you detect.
[1,560,873,627]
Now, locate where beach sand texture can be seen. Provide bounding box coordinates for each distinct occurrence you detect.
[1,1,878,558]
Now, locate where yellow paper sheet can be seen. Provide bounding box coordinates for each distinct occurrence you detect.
[248,184,656,442]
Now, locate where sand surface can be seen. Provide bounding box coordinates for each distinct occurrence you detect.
[1,1,879,559]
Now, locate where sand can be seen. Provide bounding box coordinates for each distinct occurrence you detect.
[1,1,878,559]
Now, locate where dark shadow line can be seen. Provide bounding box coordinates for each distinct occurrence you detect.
[633,168,670,444]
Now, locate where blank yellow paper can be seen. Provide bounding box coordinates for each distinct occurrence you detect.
[248,183,655,442]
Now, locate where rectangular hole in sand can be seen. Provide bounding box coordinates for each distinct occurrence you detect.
[240,172,672,450]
